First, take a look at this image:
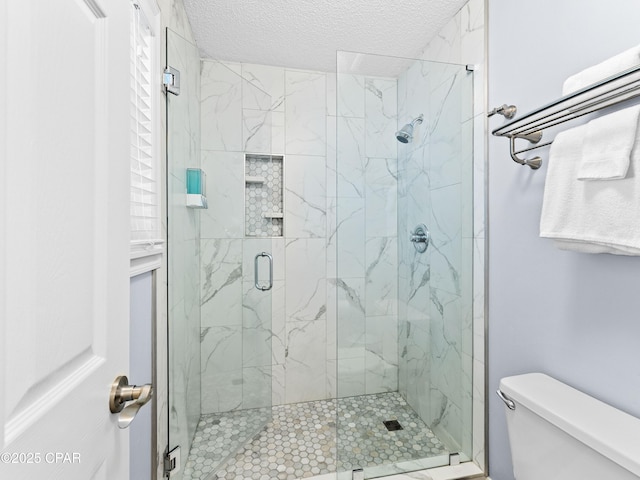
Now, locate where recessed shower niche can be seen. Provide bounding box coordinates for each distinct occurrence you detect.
[245,154,284,237]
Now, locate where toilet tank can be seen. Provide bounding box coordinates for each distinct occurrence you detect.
[498,373,640,480]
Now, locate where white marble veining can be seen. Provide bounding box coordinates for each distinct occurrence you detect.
[365,78,398,159]
[242,365,272,409]
[201,60,243,152]
[326,197,338,277]
[285,70,326,156]
[242,280,273,368]
[337,356,366,397]
[334,198,365,279]
[365,315,399,393]
[365,157,398,238]
[200,151,244,239]
[336,116,366,198]
[400,318,431,418]
[429,184,462,297]
[333,277,366,359]
[428,69,465,190]
[333,69,399,401]
[242,109,272,153]
[365,236,398,316]
[271,111,286,155]
[404,251,432,320]
[200,239,243,327]
[285,238,327,323]
[285,155,327,238]
[326,115,337,198]
[336,73,365,118]
[200,325,242,414]
[199,62,339,409]
[271,363,286,406]
[270,279,287,366]
[241,63,285,112]
[284,318,328,403]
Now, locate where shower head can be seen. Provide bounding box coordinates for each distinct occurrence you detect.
[395,114,424,143]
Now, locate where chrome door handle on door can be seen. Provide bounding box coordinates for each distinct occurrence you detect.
[254,252,273,291]
[109,375,153,429]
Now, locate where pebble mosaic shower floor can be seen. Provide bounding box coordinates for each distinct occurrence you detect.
[182,392,447,480]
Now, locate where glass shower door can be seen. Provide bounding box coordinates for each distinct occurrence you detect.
[166,28,203,480]
[167,28,275,480]
[335,51,474,478]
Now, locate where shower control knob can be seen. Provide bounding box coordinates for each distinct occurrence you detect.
[410,234,428,243]
[410,224,430,253]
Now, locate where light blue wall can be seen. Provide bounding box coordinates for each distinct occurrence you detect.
[130,272,153,480]
[488,1,640,479]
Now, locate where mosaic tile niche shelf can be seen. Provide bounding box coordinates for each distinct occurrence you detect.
[182,392,448,480]
[245,154,284,237]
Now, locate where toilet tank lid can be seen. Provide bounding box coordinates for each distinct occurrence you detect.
[499,373,640,477]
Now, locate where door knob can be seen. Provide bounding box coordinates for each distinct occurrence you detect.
[109,375,153,429]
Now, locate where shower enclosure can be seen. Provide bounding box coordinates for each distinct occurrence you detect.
[166,39,474,479]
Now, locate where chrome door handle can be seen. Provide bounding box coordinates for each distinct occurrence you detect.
[109,375,153,429]
[254,252,273,291]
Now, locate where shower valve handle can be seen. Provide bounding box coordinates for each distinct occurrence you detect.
[410,234,428,243]
[410,224,430,253]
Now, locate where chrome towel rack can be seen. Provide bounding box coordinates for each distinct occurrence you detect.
[491,63,640,169]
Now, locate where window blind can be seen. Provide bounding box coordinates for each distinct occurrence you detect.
[130,3,162,263]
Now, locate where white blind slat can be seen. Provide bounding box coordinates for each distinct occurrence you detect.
[130,3,161,247]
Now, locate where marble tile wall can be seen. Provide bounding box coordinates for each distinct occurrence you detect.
[334,75,399,399]
[199,58,400,411]
[199,61,274,413]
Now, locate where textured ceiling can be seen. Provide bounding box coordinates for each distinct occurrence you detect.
[182,0,468,74]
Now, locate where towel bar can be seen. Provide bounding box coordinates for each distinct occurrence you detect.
[491,63,640,169]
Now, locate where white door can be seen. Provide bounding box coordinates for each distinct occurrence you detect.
[0,0,132,479]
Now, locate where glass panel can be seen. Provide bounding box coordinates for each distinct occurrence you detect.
[166,29,202,479]
[336,51,474,478]
[167,29,274,480]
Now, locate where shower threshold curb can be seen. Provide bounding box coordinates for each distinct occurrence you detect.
[300,462,484,480]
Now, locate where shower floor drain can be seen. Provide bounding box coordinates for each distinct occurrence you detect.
[383,420,403,431]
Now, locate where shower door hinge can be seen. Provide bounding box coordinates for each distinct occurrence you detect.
[164,446,181,477]
[449,452,461,466]
[163,66,180,96]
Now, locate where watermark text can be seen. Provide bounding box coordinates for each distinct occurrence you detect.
[1,452,81,464]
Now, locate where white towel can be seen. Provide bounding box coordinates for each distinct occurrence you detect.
[563,44,640,95]
[540,123,640,255]
[578,105,640,180]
